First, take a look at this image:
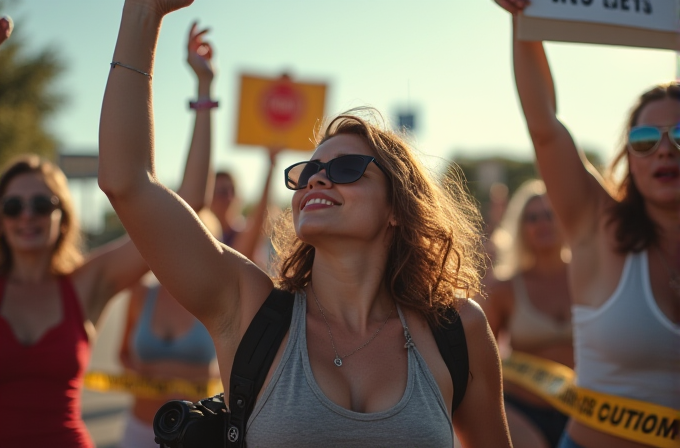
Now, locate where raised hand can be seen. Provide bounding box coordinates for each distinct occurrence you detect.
[494,0,529,14]
[0,15,13,46]
[187,22,215,82]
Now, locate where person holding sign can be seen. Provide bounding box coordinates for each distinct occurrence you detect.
[210,147,280,267]
[116,22,221,448]
[99,1,513,446]
[495,2,680,448]
[484,179,572,448]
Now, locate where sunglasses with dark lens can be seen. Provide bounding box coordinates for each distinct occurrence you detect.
[284,154,388,190]
[628,124,680,157]
[1,195,60,218]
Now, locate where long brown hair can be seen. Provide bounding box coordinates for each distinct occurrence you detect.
[606,82,680,253]
[272,109,485,324]
[0,154,83,275]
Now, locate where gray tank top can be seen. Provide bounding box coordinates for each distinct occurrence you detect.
[246,291,454,447]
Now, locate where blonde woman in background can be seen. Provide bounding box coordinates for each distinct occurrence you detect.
[483,179,572,448]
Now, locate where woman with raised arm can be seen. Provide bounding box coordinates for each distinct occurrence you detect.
[484,180,572,448]
[117,22,220,448]
[496,2,680,448]
[99,1,512,446]
[211,147,281,266]
[0,172,148,445]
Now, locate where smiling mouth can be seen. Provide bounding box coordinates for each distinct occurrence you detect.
[303,198,336,209]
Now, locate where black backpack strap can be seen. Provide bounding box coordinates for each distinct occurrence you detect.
[430,306,469,415]
[226,288,295,447]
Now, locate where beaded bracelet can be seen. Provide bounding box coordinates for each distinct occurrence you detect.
[189,99,219,110]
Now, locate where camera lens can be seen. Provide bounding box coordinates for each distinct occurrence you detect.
[153,400,192,444]
[160,409,182,432]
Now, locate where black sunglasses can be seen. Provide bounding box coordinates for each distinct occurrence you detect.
[1,195,60,218]
[284,154,388,190]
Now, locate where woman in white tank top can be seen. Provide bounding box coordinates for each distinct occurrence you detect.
[495,1,680,447]
[99,1,514,446]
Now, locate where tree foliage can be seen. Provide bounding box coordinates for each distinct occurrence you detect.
[0,1,64,168]
[449,149,604,231]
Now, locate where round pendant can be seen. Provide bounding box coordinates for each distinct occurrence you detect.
[334,357,343,367]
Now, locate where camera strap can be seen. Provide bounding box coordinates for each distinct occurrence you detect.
[226,288,295,447]
[430,305,469,414]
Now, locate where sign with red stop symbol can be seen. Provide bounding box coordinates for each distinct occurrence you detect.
[236,73,327,151]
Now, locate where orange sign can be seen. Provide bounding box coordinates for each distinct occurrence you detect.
[235,74,327,151]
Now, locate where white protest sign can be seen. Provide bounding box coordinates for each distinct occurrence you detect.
[517,0,679,50]
[524,0,679,33]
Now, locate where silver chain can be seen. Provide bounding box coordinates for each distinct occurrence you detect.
[310,282,393,367]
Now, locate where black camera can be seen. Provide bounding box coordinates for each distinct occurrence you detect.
[153,393,229,448]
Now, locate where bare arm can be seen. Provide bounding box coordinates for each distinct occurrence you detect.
[452,299,512,447]
[98,1,271,329]
[479,280,513,341]
[119,283,146,371]
[231,149,280,260]
[74,236,149,325]
[500,5,608,240]
[83,24,216,328]
[176,23,215,211]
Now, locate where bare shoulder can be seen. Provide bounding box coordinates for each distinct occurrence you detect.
[486,279,514,306]
[454,298,499,369]
[451,298,510,447]
[455,298,492,338]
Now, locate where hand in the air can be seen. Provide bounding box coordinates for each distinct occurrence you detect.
[0,15,13,46]
[494,0,530,14]
[187,22,215,82]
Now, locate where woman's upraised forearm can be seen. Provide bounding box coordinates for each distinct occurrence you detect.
[99,3,163,197]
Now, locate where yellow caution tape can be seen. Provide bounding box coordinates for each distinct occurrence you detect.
[502,352,680,448]
[84,371,223,399]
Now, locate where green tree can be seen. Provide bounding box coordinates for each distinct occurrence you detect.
[0,1,64,168]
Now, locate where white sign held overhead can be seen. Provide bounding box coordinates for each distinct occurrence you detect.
[524,0,679,33]
[517,0,680,50]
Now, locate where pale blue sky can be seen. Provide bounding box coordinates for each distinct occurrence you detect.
[5,0,676,231]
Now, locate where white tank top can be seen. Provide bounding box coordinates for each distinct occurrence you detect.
[572,250,680,409]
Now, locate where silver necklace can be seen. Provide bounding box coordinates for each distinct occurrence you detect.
[654,246,680,297]
[310,282,393,367]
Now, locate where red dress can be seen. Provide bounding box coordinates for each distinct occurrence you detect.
[0,276,94,447]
